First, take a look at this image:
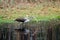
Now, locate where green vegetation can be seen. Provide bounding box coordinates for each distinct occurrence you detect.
[0,4,60,23]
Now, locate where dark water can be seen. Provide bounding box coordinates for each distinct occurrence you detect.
[0,20,60,40]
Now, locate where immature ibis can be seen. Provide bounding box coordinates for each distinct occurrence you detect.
[15,18,29,23]
[15,15,34,23]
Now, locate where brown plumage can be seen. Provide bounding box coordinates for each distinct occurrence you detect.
[15,18,26,22]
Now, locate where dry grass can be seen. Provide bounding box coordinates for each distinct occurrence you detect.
[0,2,60,23]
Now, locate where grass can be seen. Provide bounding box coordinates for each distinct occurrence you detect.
[0,3,60,23]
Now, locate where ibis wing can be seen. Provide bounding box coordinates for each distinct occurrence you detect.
[15,18,26,22]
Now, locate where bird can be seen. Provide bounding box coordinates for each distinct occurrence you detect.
[15,15,33,23]
[15,18,27,22]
